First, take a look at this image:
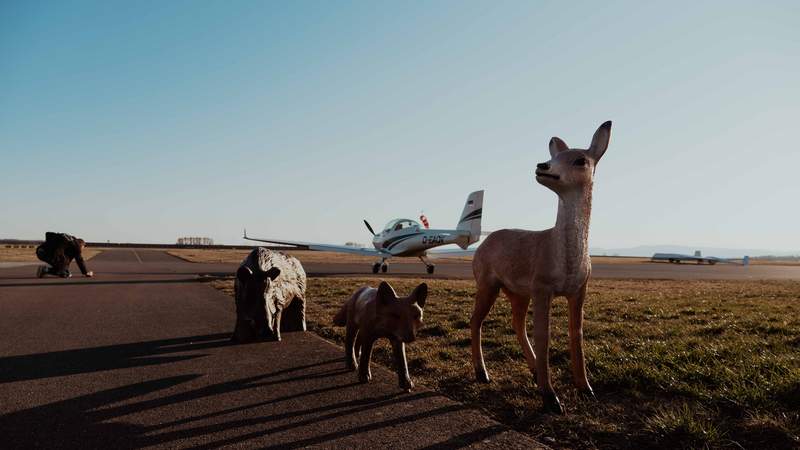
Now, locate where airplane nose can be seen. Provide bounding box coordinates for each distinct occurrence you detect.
[537,162,550,171]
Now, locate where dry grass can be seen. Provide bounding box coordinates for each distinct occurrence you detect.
[0,245,101,262]
[750,259,800,267]
[168,248,252,264]
[212,277,800,449]
[590,256,650,265]
[168,248,660,266]
[170,248,418,265]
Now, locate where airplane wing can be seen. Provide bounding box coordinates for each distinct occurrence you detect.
[427,247,477,259]
[650,253,738,264]
[244,232,386,256]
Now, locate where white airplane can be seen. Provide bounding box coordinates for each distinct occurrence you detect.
[651,250,750,266]
[244,190,484,274]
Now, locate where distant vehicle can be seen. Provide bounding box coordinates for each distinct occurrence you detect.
[244,191,484,274]
[651,250,749,266]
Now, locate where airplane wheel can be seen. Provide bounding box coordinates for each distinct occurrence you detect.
[381,263,388,273]
[372,263,380,274]
[426,265,435,274]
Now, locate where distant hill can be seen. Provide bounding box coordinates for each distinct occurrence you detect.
[589,245,800,259]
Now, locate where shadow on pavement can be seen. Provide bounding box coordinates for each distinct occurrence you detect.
[0,278,210,288]
[417,424,509,449]
[2,375,200,449]
[259,402,471,450]
[152,391,442,449]
[0,333,233,383]
[0,359,445,449]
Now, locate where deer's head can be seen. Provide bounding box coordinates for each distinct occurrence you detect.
[535,121,612,194]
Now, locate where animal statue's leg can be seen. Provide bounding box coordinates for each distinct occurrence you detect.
[358,336,375,383]
[281,297,305,331]
[344,325,358,371]
[354,332,364,360]
[256,301,270,339]
[297,295,307,331]
[532,287,563,414]
[272,309,283,341]
[506,289,537,375]
[470,283,500,383]
[568,283,594,398]
[392,340,413,391]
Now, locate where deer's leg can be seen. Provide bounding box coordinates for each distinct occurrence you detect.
[532,287,563,414]
[568,283,594,397]
[506,289,536,375]
[344,325,358,371]
[471,283,500,383]
[392,339,413,391]
[358,335,375,383]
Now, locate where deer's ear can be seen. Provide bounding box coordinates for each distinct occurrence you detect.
[549,137,569,158]
[411,282,428,308]
[377,281,396,305]
[588,121,612,162]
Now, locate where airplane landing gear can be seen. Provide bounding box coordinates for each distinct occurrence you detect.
[419,255,435,275]
[373,259,388,274]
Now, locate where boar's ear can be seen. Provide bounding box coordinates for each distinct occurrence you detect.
[411,282,428,308]
[377,281,396,305]
[263,267,281,281]
[237,266,253,283]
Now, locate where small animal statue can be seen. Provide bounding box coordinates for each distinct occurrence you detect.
[333,281,428,392]
[232,247,307,343]
[471,121,612,414]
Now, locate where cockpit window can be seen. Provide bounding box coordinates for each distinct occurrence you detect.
[383,219,421,233]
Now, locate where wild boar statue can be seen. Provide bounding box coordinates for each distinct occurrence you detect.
[232,247,307,343]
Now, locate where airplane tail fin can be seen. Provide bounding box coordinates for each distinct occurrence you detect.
[456,190,483,248]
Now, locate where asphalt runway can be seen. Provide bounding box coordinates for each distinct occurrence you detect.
[0,250,543,449]
[4,249,799,284]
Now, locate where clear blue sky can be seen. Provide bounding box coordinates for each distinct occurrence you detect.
[2,1,798,250]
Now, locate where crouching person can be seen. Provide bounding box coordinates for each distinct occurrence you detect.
[333,281,428,392]
[36,232,94,278]
[232,247,307,343]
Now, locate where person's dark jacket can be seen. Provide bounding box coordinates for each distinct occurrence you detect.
[36,232,89,275]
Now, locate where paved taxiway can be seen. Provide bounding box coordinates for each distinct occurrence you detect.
[0,250,542,449]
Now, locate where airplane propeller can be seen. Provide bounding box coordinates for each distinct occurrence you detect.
[363,220,376,236]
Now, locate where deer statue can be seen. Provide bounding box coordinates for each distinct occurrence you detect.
[470,121,612,414]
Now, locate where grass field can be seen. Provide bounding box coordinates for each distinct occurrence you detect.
[168,248,383,264]
[212,277,800,449]
[169,248,655,265]
[750,259,800,266]
[170,248,800,267]
[0,246,102,262]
